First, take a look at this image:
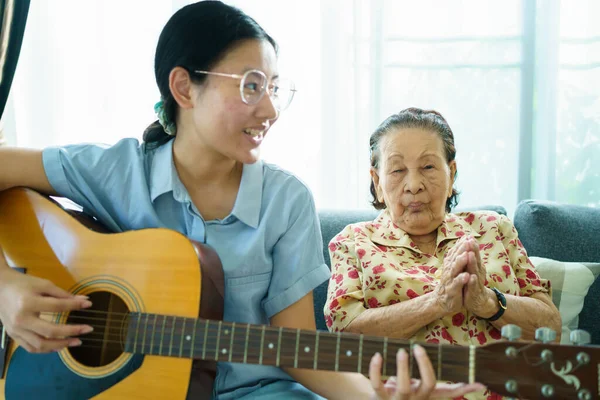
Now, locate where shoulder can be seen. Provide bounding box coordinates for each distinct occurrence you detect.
[328,220,374,252]
[44,137,145,164]
[452,210,515,235]
[452,210,511,226]
[261,161,314,203]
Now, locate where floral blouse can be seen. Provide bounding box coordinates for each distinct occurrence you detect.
[324,210,550,400]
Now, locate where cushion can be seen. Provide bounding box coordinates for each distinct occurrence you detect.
[514,200,600,263]
[529,256,600,344]
[578,264,600,345]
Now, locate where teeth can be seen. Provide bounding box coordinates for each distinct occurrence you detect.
[244,129,264,137]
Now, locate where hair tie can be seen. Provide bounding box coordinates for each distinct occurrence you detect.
[154,99,177,136]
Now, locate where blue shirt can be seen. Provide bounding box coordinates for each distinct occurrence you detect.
[42,138,330,399]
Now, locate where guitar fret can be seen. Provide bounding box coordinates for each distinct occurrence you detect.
[169,316,176,356]
[160,315,167,356]
[244,324,250,364]
[124,313,137,353]
[214,321,223,360]
[141,313,149,353]
[409,340,415,379]
[358,334,364,373]
[335,333,341,372]
[259,325,266,365]
[314,331,320,369]
[134,312,142,353]
[190,318,198,359]
[147,314,159,355]
[202,320,209,359]
[469,345,475,383]
[294,329,300,368]
[228,322,236,363]
[151,314,158,355]
[179,318,186,357]
[276,327,283,366]
[383,337,388,377]
[437,342,442,380]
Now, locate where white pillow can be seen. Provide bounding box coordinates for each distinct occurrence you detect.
[529,256,597,344]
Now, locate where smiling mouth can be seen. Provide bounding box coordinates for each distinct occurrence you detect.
[244,129,265,137]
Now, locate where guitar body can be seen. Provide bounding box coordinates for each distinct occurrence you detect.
[0,188,224,399]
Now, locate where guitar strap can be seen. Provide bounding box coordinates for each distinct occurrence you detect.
[1,267,25,379]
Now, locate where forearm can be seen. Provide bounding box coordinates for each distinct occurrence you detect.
[344,292,446,339]
[479,291,561,341]
[285,368,372,400]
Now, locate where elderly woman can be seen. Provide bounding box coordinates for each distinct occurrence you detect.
[324,108,561,398]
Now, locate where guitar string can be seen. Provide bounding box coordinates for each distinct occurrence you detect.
[0,316,523,362]
[0,318,450,357]
[0,327,471,372]
[13,336,456,374]
[0,316,521,376]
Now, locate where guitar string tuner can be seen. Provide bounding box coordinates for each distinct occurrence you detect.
[535,327,556,343]
[501,324,522,341]
[570,329,591,346]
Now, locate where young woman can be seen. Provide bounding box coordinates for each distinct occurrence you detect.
[0,2,482,399]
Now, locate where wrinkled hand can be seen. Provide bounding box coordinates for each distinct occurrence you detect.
[369,344,485,400]
[0,267,93,353]
[434,237,470,315]
[461,236,496,317]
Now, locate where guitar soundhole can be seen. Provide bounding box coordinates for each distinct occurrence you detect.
[66,291,129,367]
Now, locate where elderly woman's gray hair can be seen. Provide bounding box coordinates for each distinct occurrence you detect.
[369,107,459,212]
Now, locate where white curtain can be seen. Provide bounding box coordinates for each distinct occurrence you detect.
[3,0,599,216]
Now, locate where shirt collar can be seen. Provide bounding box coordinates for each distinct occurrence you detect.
[230,160,263,228]
[149,139,177,202]
[370,210,481,253]
[149,140,263,228]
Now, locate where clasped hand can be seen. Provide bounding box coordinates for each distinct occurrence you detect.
[434,236,495,318]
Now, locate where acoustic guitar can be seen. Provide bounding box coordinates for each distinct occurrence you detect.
[0,188,598,399]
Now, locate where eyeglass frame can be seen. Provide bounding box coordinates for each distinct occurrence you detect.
[192,69,297,111]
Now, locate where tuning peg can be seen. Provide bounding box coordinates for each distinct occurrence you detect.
[501,324,522,341]
[535,327,557,343]
[570,330,591,346]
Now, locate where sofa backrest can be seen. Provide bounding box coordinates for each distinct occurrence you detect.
[314,205,507,331]
[514,200,600,344]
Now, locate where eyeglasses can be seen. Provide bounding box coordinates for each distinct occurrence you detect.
[193,69,296,112]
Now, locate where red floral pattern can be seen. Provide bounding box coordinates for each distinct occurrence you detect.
[323,211,550,400]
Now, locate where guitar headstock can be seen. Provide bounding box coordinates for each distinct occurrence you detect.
[476,328,599,399]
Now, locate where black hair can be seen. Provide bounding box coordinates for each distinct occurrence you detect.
[143,0,278,149]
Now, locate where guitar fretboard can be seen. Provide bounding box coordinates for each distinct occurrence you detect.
[124,313,472,382]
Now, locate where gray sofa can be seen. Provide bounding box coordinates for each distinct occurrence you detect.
[314,200,600,344]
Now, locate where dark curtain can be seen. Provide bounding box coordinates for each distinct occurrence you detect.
[0,0,30,120]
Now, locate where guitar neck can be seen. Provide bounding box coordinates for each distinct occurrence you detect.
[124,313,472,382]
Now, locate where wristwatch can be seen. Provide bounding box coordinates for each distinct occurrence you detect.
[486,287,507,322]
